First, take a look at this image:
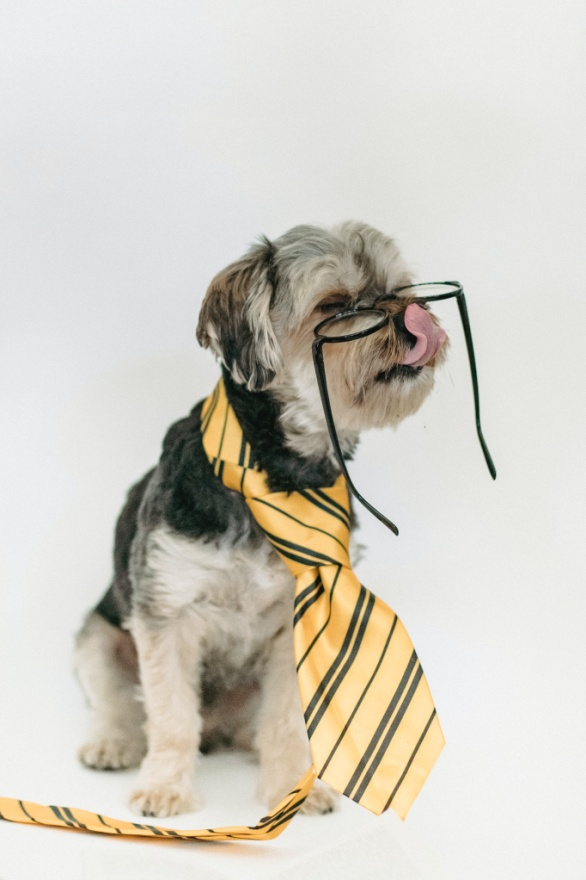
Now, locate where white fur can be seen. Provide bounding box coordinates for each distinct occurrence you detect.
[77,524,336,815]
[75,613,146,770]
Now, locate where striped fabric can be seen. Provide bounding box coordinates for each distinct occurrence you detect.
[0,378,443,842]
[0,768,316,840]
[200,380,445,820]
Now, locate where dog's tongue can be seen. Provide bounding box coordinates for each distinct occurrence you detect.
[402,303,447,366]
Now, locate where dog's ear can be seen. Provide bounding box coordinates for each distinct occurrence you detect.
[196,238,282,391]
[197,239,281,391]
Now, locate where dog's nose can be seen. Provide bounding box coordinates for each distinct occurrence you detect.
[402,304,447,367]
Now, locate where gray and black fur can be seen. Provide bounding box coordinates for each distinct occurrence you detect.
[95,371,340,630]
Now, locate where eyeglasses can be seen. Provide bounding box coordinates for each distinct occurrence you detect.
[312,281,496,536]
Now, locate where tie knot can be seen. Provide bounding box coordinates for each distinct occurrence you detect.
[201,380,351,575]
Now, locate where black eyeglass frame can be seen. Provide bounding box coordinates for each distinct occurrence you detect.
[312,281,496,536]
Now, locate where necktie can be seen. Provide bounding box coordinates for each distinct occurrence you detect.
[0,379,444,840]
[200,379,445,819]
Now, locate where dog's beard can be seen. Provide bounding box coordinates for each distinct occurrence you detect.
[349,364,437,429]
[323,338,440,431]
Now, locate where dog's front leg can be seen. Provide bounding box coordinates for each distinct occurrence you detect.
[256,627,339,815]
[129,613,202,817]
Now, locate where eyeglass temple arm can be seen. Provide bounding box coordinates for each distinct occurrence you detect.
[422,287,497,480]
[312,339,400,535]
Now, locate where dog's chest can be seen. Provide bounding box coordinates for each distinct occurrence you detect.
[140,524,293,673]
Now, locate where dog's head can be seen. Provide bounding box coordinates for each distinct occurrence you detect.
[197,222,448,439]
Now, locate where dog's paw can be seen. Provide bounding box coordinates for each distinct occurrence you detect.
[129,781,200,818]
[300,779,339,815]
[258,772,339,816]
[78,735,146,771]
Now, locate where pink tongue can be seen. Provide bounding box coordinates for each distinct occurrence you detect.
[402,303,447,367]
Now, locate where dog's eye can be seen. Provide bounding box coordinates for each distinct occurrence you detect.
[317,300,353,314]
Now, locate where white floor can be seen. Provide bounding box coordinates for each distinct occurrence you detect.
[1,2,585,878]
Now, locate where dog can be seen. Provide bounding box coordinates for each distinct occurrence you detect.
[74,221,448,818]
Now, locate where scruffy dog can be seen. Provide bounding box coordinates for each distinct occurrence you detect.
[75,221,448,818]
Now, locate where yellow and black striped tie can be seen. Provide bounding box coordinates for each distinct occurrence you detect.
[200,379,445,820]
[0,379,444,840]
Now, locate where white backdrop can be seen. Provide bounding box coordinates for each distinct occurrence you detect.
[1,2,585,878]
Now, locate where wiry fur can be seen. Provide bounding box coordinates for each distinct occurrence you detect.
[75,221,447,818]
